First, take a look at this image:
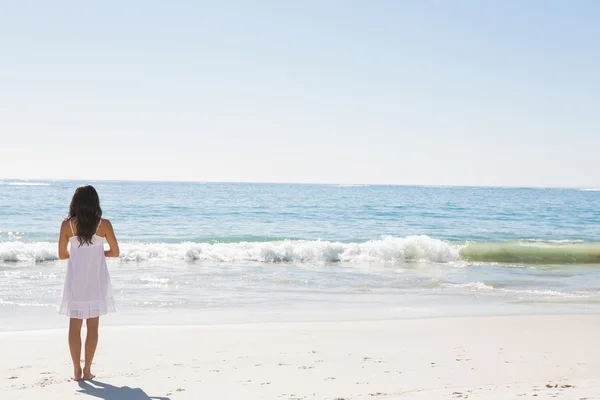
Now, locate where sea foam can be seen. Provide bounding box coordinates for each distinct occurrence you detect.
[0,235,461,264]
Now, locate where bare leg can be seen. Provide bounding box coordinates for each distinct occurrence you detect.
[68,318,83,381]
[82,317,99,379]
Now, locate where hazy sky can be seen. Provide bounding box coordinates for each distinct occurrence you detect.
[1,1,598,187]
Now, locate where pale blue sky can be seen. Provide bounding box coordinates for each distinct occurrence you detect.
[1,1,598,187]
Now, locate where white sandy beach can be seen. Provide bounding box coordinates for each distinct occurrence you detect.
[1,315,599,399]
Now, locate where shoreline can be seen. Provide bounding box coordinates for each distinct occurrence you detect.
[2,314,600,399]
[0,310,598,334]
[2,301,599,334]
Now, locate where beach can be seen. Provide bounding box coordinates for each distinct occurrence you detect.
[2,315,600,399]
[2,181,600,398]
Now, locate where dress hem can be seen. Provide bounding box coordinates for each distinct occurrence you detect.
[58,297,116,320]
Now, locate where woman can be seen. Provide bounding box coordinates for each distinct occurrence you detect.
[58,185,119,381]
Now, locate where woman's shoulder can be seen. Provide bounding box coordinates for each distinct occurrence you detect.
[99,217,113,226]
[98,218,114,234]
[60,218,71,230]
[60,218,75,237]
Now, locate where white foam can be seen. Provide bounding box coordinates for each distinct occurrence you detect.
[442,282,495,291]
[442,282,594,298]
[0,299,55,307]
[0,236,462,264]
[0,242,59,262]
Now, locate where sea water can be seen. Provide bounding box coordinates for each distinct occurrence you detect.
[1,180,600,330]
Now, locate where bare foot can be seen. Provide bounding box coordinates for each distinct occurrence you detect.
[73,368,83,381]
[82,369,95,380]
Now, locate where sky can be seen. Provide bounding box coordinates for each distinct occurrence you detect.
[1,1,599,187]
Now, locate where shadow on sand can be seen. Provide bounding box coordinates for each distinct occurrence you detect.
[78,380,170,400]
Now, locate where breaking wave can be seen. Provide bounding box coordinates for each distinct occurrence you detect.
[0,236,460,264]
[2,237,599,265]
[460,241,600,264]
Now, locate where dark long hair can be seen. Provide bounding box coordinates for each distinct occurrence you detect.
[68,185,102,246]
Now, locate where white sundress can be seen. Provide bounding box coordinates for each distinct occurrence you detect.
[59,219,116,319]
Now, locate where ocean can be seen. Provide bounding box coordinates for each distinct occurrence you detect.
[1,180,600,330]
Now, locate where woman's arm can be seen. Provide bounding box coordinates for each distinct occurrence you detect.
[58,220,70,260]
[103,219,120,258]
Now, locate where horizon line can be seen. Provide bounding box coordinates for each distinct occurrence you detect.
[0,177,597,191]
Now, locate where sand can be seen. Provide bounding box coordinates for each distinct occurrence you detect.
[1,315,600,399]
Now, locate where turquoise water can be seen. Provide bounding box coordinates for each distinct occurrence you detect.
[3,181,600,243]
[1,180,600,328]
